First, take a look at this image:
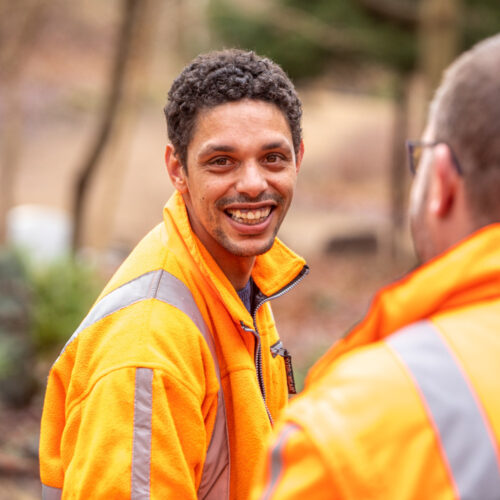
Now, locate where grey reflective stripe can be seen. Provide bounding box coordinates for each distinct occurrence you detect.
[132,368,153,499]
[42,485,61,500]
[58,270,165,359]
[152,271,230,499]
[387,321,500,499]
[57,269,230,500]
[261,424,299,500]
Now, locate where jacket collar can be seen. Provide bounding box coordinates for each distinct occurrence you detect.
[163,191,307,319]
[308,223,500,384]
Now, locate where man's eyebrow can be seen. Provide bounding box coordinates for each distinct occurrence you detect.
[198,141,292,156]
[261,141,291,151]
[199,144,236,156]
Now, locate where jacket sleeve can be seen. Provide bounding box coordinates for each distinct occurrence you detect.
[57,364,218,499]
[250,421,339,500]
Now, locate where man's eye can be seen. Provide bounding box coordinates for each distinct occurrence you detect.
[211,157,230,166]
[266,154,281,163]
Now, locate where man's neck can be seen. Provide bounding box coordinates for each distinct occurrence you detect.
[217,253,255,290]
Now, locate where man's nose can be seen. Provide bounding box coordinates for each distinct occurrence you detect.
[235,161,268,197]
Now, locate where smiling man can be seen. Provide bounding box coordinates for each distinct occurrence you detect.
[39,50,308,499]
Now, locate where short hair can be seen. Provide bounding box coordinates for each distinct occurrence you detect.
[429,34,500,225]
[164,49,302,169]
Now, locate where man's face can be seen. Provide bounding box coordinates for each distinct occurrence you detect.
[408,123,436,262]
[177,99,302,263]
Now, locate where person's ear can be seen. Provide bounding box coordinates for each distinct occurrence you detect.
[429,143,459,217]
[165,144,188,193]
[295,140,305,173]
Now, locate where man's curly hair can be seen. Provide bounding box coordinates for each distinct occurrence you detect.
[164,49,302,169]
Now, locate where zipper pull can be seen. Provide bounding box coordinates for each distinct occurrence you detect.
[270,340,297,395]
[240,321,256,334]
[270,340,286,358]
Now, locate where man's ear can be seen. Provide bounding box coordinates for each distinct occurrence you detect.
[165,144,188,193]
[295,140,305,173]
[429,143,460,217]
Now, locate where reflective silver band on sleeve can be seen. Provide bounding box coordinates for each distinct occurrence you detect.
[58,270,164,358]
[131,367,153,499]
[387,320,500,499]
[55,269,230,500]
[42,484,62,500]
[155,271,230,500]
[155,272,230,499]
[261,423,299,500]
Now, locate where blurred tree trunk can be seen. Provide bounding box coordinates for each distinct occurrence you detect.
[72,0,144,251]
[419,0,462,98]
[88,0,158,253]
[0,0,47,245]
[389,73,411,258]
[388,0,462,258]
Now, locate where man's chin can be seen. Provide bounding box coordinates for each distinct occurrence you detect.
[225,238,276,258]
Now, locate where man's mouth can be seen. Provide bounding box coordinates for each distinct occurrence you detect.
[225,207,272,225]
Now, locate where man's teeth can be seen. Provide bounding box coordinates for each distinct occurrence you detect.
[227,207,271,224]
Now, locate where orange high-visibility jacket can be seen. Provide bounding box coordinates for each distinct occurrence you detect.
[252,224,500,500]
[39,191,307,500]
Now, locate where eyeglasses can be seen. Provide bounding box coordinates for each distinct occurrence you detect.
[406,140,463,176]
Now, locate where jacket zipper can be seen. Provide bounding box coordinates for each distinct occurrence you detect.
[240,322,273,423]
[240,265,309,425]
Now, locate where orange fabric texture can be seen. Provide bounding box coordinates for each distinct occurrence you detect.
[39,191,307,499]
[252,224,500,500]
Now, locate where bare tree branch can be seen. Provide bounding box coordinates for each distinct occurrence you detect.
[353,0,418,28]
[72,0,142,251]
[235,2,370,55]
[86,0,158,252]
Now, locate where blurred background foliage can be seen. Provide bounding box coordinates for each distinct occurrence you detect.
[210,0,416,80]
[210,0,500,84]
[0,249,101,406]
[463,0,500,47]
[0,250,35,407]
[27,256,102,354]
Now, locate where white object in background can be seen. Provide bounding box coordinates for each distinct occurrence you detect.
[6,205,72,262]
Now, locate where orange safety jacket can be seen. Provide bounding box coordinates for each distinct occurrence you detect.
[39,191,307,500]
[252,224,500,500]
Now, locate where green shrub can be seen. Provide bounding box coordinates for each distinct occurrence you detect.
[28,256,102,353]
[0,247,102,404]
[0,248,37,405]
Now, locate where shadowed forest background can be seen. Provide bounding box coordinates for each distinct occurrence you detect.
[0,0,499,496]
